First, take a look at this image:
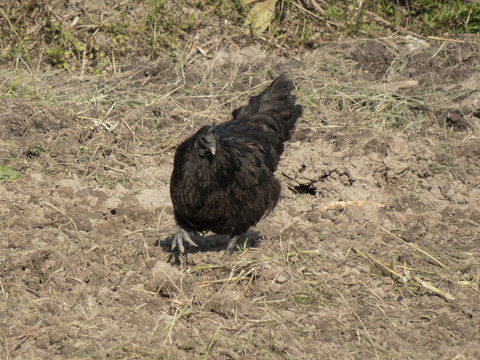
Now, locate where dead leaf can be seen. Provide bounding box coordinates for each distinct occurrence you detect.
[244,0,276,33]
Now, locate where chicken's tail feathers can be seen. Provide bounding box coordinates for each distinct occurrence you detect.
[233,73,303,141]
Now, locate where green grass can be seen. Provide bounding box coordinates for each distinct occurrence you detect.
[2,0,480,78]
[0,164,19,182]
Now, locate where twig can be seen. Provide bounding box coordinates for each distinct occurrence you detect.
[122,118,141,144]
[412,276,455,302]
[369,80,419,92]
[155,204,168,233]
[198,267,256,286]
[353,248,455,302]
[354,248,404,280]
[428,36,466,43]
[0,279,6,297]
[275,26,291,56]
[380,227,447,269]
[103,165,127,173]
[147,84,185,106]
[309,0,327,15]
[324,200,385,211]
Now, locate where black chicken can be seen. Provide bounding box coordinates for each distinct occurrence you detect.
[170,74,303,260]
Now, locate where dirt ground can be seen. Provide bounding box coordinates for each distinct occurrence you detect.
[1,26,480,360]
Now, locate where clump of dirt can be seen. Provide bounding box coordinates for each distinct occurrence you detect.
[1,24,480,360]
[346,40,395,79]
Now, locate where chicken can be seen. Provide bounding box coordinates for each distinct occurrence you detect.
[170,74,303,260]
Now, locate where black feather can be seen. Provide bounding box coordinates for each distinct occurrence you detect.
[170,74,303,258]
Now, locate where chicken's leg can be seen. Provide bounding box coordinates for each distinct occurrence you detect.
[171,225,198,253]
[222,235,240,261]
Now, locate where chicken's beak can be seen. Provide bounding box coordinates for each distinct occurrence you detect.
[209,144,216,156]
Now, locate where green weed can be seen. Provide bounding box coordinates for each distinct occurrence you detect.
[0,8,38,94]
[3,0,480,75]
[379,0,480,34]
[28,144,51,158]
[0,164,20,182]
